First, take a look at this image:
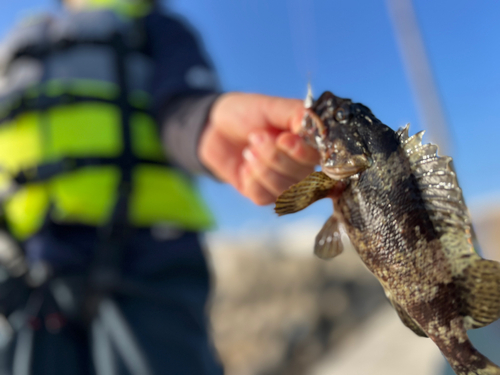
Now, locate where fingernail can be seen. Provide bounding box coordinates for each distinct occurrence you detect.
[249,133,265,145]
[243,148,256,162]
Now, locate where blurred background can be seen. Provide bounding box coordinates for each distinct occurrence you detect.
[1,0,500,374]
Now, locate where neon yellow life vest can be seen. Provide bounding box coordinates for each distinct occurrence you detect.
[0,10,213,239]
[72,0,153,18]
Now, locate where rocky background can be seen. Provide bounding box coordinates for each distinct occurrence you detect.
[206,206,500,375]
[207,230,383,375]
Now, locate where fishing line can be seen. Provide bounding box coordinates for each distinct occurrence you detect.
[285,0,318,89]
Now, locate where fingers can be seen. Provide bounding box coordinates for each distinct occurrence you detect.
[242,147,296,198]
[239,130,319,206]
[198,126,243,187]
[276,132,320,166]
[247,131,317,179]
[198,122,318,207]
[201,92,321,206]
[260,96,305,133]
[209,93,306,142]
[238,161,280,206]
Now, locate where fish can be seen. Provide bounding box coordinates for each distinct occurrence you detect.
[275,90,500,375]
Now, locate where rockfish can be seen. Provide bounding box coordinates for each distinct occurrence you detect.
[275,90,500,375]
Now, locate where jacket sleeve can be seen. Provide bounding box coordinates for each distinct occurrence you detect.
[145,11,220,174]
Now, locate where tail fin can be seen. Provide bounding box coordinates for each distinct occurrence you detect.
[459,259,500,329]
[433,330,500,375]
[478,362,500,375]
[452,360,500,375]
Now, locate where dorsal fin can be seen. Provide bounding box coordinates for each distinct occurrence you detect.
[396,124,475,260]
[396,123,410,141]
[398,125,500,330]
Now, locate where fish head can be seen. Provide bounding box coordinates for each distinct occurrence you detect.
[302,91,373,180]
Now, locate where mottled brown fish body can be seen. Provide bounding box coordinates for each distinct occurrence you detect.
[275,91,500,375]
[340,149,499,375]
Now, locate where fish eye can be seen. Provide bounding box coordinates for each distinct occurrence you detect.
[335,109,345,121]
[335,106,351,122]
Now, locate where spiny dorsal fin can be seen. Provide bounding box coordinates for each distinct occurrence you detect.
[396,124,474,257]
[396,123,410,142]
[398,125,500,331]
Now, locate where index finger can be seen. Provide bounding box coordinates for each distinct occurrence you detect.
[276,132,320,167]
[261,97,305,133]
[209,94,306,144]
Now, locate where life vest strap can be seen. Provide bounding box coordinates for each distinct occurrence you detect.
[13,157,166,185]
[0,89,151,127]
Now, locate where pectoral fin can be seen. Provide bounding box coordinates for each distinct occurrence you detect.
[314,215,344,260]
[275,172,337,216]
[460,259,500,329]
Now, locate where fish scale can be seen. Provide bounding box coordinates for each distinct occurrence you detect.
[275,91,500,375]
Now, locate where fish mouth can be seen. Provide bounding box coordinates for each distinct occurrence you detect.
[322,166,364,180]
[321,154,373,180]
[302,109,328,139]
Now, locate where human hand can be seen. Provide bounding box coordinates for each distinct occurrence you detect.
[198,92,320,205]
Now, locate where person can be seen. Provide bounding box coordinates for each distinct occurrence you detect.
[0,0,319,374]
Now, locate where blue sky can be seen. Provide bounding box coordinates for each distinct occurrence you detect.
[1,1,500,232]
